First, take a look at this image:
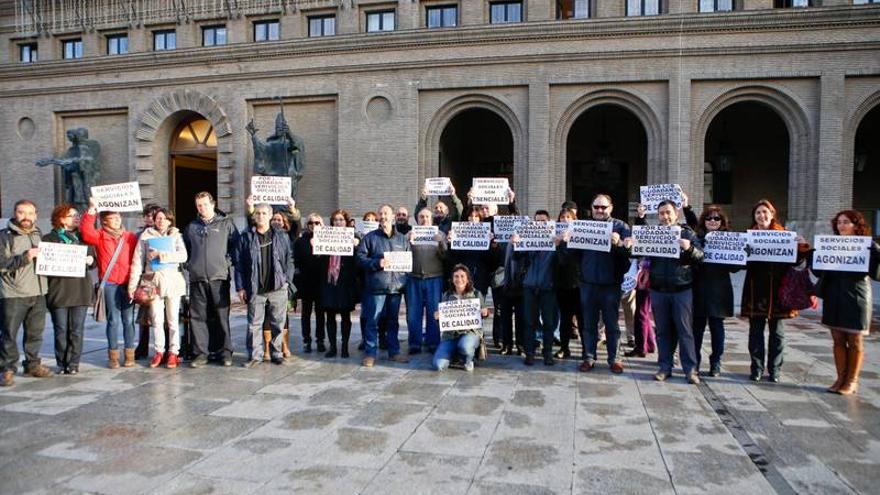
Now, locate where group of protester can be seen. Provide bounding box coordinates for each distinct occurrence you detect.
[0,185,876,396]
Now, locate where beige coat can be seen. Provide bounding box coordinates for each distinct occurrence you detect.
[128,227,187,299]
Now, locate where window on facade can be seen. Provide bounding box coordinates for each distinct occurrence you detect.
[427,5,458,28]
[202,25,227,46]
[774,0,810,6]
[19,43,38,63]
[557,0,590,20]
[853,0,878,4]
[309,15,337,37]
[62,39,83,59]
[699,0,734,11]
[154,30,176,51]
[490,1,523,23]
[107,34,129,55]
[366,10,395,32]
[254,20,280,42]
[626,0,662,16]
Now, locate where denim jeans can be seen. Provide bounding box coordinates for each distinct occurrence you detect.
[433,333,480,370]
[0,296,48,372]
[50,306,87,368]
[748,317,785,375]
[580,284,621,364]
[693,315,725,371]
[362,293,402,357]
[104,283,134,350]
[405,276,442,351]
[651,289,697,375]
[522,289,559,359]
[246,289,289,360]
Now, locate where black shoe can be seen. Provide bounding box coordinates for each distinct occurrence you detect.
[554,349,571,360]
[524,355,535,366]
[341,347,350,358]
[67,365,79,375]
[271,356,286,365]
[500,347,513,356]
[324,348,337,358]
[303,343,312,353]
[515,346,524,356]
[626,339,636,348]
[379,341,388,351]
[408,347,421,355]
[768,373,780,383]
[624,349,646,358]
[56,366,67,375]
[749,371,762,382]
[357,341,365,351]
[189,355,209,368]
[553,337,561,346]
[708,365,721,377]
[222,357,233,367]
[317,342,326,353]
[543,356,555,366]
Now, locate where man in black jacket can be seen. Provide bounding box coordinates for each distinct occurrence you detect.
[182,192,239,367]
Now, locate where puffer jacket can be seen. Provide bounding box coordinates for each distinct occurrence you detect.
[128,227,188,299]
[356,226,410,294]
[646,224,703,292]
[0,222,46,298]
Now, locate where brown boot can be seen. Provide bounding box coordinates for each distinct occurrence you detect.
[24,364,52,378]
[838,335,864,395]
[1,370,14,387]
[282,329,291,358]
[827,330,848,393]
[123,348,136,368]
[108,349,120,369]
[263,330,272,362]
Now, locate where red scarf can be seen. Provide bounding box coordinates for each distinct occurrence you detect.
[327,255,341,284]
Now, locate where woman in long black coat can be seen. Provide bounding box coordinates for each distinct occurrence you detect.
[294,212,326,353]
[319,209,360,358]
[813,210,880,395]
[692,205,740,377]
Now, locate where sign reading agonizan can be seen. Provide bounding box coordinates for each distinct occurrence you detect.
[567,220,613,252]
[90,181,143,212]
[812,235,873,273]
[746,230,798,263]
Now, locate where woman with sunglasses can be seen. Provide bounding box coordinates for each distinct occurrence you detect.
[319,209,360,358]
[692,206,740,377]
[293,213,327,353]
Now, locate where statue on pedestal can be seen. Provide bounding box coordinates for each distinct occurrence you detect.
[36,128,102,211]
[246,102,305,199]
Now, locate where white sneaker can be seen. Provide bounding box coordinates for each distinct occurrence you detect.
[464,362,474,372]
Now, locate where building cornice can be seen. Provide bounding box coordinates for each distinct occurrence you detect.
[0,7,878,83]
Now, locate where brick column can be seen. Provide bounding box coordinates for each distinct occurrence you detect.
[527,82,551,212]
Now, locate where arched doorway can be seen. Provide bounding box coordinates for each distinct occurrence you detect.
[853,104,880,234]
[170,114,217,227]
[567,104,647,221]
[704,101,789,229]
[439,108,514,196]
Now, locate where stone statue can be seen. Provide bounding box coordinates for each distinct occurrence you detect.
[36,127,102,211]
[246,104,305,199]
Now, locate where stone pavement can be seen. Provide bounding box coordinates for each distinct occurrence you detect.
[1,309,878,495]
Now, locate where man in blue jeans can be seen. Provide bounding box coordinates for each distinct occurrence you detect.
[356,204,411,367]
[405,208,447,354]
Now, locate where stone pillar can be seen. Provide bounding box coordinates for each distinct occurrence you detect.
[814,72,847,234]
[667,75,693,198]
[527,82,551,212]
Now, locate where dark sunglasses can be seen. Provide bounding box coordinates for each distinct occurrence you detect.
[307,221,321,225]
[705,216,722,221]
[591,205,609,210]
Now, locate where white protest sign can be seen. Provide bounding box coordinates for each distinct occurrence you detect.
[567,220,613,252]
[439,298,482,332]
[250,176,291,205]
[424,177,453,196]
[632,225,681,259]
[471,178,510,205]
[410,225,439,246]
[493,215,529,243]
[555,222,570,238]
[514,221,556,251]
[36,242,87,278]
[91,182,143,212]
[451,222,491,251]
[312,226,355,256]
[746,230,797,263]
[813,235,872,273]
[639,184,683,213]
[621,259,638,294]
[356,219,379,235]
[702,231,748,266]
[383,251,413,272]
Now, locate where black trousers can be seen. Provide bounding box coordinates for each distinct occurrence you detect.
[300,297,325,344]
[0,296,47,372]
[189,280,233,358]
[556,287,583,352]
[50,306,87,368]
[325,310,352,349]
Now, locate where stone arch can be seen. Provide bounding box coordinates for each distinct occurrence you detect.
[692,84,814,229]
[421,94,527,201]
[134,89,235,212]
[551,89,665,205]
[842,89,880,208]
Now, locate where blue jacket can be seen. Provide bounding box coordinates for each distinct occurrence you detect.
[560,218,632,286]
[356,227,410,294]
[507,242,557,291]
[235,226,295,299]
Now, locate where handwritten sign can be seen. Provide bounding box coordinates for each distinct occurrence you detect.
[451,222,491,251]
[639,184,683,214]
[703,231,748,266]
[91,182,142,212]
[493,215,529,243]
[514,221,556,252]
[383,251,413,272]
[410,226,439,246]
[250,176,291,205]
[424,177,453,196]
[313,226,355,256]
[746,230,797,263]
[632,225,681,259]
[813,235,872,273]
[36,242,87,278]
[439,298,482,332]
[471,178,509,205]
[355,219,379,235]
[567,220,613,252]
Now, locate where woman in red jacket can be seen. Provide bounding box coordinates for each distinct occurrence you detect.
[81,198,138,368]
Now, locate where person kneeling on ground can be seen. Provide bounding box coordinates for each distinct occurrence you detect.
[432,264,489,372]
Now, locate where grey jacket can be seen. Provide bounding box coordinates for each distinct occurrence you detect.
[410,231,447,279]
[0,222,47,299]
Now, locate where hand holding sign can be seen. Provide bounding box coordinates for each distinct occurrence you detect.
[639,184,683,214]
